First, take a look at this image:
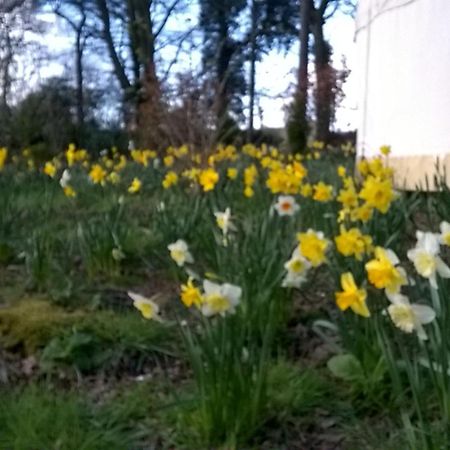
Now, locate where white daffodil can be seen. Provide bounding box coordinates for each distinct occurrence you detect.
[282,248,311,288]
[129,292,162,321]
[274,195,300,217]
[60,169,71,188]
[439,221,450,247]
[387,293,435,340]
[168,239,194,267]
[201,280,242,317]
[407,231,450,289]
[214,207,235,236]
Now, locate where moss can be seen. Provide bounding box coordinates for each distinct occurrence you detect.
[0,298,85,353]
[0,298,177,357]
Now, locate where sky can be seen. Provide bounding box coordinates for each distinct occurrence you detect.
[256,11,357,130]
[29,4,358,132]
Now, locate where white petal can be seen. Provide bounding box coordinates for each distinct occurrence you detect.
[415,322,428,340]
[201,304,214,317]
[128,291,146,303]
[429,274,438,290]
[407,248,418,263]
[412,304,436,324]
[440,221,450,235]
[386,249,400,265]
[203,279,220,296]
[387,293,410,306]
[185,251,194,263]
[436,257,450,278]
[422,232,440,255]
[220,283,242,305]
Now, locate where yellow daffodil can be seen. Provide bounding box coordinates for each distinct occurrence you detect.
[439,221,450,246]
[43,161,57,178]
[365,247,407,294]
[128,177,142,194]
[244,186,254,198]
[335,226,372,260]
[337,185,358,210]
[162,171,178,189]
[108,172,120,184]
[199,168,219,192]
[244,164,258,187]
[300,183,312,197]
[351,202,373,223]
[63,185,76,197]
[89,164,107,185]
[227,167,238,180]
[0,147,8,169]
[335,272,370,317]
[297,229,329,267]
[337,166,346,177]
[359,176,394,213]
[180,278,203,308]
[164,155,174,167]
[313,182,333,202]
[380,145,391,156]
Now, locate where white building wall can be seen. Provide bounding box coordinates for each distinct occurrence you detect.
[356,0,450,188]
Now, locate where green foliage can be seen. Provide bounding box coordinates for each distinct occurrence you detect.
[286,98,309,154]
[267,361,329,417]
[0,385,137,450]
[0,299,176,369]
[0,299,85,353]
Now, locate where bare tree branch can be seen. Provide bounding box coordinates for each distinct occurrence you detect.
[153,0,181,40]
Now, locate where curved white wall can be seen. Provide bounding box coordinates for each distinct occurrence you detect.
[356,0,450,187]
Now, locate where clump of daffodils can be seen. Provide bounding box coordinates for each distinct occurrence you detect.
[334,226,372,261]
[180,277,242,317]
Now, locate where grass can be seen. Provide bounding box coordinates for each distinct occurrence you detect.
[0,385,139,450]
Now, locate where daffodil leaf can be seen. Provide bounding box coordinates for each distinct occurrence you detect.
[327,353,364,382]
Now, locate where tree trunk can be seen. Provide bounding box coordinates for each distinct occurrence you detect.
[129,0,164,148]
[297,0,311,123]
[247,0,258,142]
[311,12,333,143]
[74,23,85,128]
